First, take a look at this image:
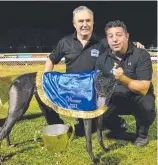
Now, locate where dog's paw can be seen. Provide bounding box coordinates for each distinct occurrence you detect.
[9,144,15,148]
[0,157,4,162]
[103,146,110,152]
[92,157,100,164]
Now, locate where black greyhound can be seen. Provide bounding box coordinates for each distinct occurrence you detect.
[0,72,115,163]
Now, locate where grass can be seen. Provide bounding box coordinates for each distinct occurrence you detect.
[0,64,157,165]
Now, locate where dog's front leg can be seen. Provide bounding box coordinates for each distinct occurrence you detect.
[83,119,98,163]
[96,115,109,151]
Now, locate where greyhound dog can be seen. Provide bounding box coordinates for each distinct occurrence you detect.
[0,71,115,163]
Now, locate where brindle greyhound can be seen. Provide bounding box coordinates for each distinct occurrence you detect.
[0,72,115,163]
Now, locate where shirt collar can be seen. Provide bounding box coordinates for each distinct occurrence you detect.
[126,42,134,54]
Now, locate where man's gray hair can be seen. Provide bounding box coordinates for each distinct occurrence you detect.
[73,6,94,23]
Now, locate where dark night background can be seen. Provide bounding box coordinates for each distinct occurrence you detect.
[0,1,157,52]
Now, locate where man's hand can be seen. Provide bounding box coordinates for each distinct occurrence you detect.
[133,42,145,49]
[112,63,124,80]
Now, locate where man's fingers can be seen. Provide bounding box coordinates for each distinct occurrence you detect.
[113,62,118,68]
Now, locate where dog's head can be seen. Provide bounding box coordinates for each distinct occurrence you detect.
[95,72,116,104]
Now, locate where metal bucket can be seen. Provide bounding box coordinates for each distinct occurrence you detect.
[40,124,74,153]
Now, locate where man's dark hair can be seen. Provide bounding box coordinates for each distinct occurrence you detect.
[105,20,128,34]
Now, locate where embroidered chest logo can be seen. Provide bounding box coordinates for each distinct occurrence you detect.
[91,49,99,57]
[128,62,132,66]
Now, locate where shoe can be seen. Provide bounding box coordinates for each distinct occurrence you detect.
[133,136,149,147]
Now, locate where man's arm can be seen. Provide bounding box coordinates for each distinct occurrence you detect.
[44,39,64,72]
[117,73,150,95]
[113,63,151,95]
[44,58,54,72]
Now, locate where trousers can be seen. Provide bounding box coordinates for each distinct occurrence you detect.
[104,85,156,137]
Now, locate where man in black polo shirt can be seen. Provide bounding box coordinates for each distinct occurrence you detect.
[95,20,156,146]
[44,6,144,135]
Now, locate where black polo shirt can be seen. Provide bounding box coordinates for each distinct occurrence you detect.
[95,43,154,94]
[49,32,106,72]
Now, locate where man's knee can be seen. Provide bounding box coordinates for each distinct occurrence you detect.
[111,85,132,108]
[111,85,132,102]
[136,95,155,112]
[134,95,156,125]
[113,85,131,96]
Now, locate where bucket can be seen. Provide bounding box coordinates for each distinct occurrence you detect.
[37,124,75,153]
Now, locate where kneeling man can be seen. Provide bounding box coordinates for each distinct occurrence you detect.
[95,20,156,146]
